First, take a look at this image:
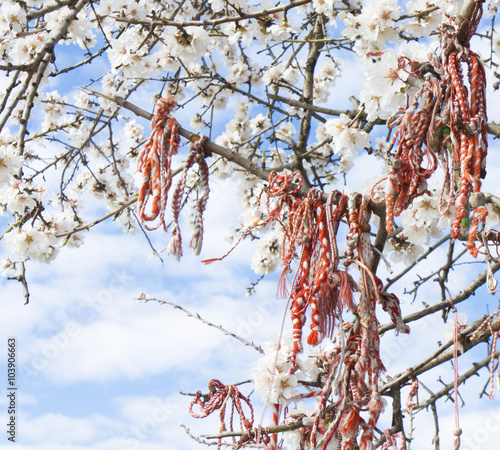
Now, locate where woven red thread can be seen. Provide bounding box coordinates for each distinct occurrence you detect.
[406,376,419,414]
[268,403,280,450]
[316,192,358,342]
[137,96,180,231]
[282,189,359,358]
[447,48,488,256]
[189,379,254,449]
[354,199,386,450]
[370,3,488,257]
[167,135,210,260]
[488,323,499,400]
[381,430,405,450]
[309,328,360,449]
[285,188,323,355]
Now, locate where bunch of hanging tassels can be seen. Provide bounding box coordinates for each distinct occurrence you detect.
[371,0,488,257]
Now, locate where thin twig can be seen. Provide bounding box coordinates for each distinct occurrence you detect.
[136,296,264,354]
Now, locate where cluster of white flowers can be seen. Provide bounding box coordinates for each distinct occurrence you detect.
[251,338,299,405]
[249,114,271,135]
[313,57,342,103]
[251,336,320,405]
[485,188,500,229]
[41,91,68,132]
[385,192,455,265]
[359,50,410,121]
[341,0,400,57]
[0,180,41,217]
[227,60,252,86]
[400,193,453,245]
[312,0,338,23]
[123,120,145,144]
[262,62,300,86]
[487,0,500,16]
[2,224,58,264]
[323,113,371,159]
[433,0,465,15]
[251,228,283,276]
[0,132,22,184]
[0,1,25,35]
[403,1,443,38]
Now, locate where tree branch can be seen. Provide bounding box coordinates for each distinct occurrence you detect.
[381,315,500,395]
[136,296,264,354]
[417,350,500,410]
[114,0,312,28]
[379,261,500,334]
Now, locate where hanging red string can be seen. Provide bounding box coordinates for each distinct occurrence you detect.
[137,96,180,231]
[448,299,462,450]
[202,170,303,266]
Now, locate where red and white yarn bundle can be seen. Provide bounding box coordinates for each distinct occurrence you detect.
[370,1,488,256]
[167,135,210,260]
[189,379,254,449]
[137,98,211,259]
[441,2,488,256]
[381,430,405,450]
[137,96,180,230]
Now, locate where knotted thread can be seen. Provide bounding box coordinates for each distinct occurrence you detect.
[137,96,180,231]
[189,379,254,449]
[167,135,210,260]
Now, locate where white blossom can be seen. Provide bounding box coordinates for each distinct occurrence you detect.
[0,180,40,216]
[402,1,443,37]
[251,229,282,275]
[360,49,410,120]
[0,138,22,183]
[226,60,251,86]
[324,113,370,158]
[262,63,299,86]
[251,338,299,405]
[385,237,424,265]
[276,122,297,144]
[250,114,271,135]
[124,120,145,144]
[0,1,26,35]
[9,33,47,64]
[2,224,58,263]
[41,91,68,131]
[208,0,226,13]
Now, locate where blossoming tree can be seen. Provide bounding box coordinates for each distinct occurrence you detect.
[1,0,500,448]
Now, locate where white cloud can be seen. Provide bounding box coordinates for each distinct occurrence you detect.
[19,413,102,444]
